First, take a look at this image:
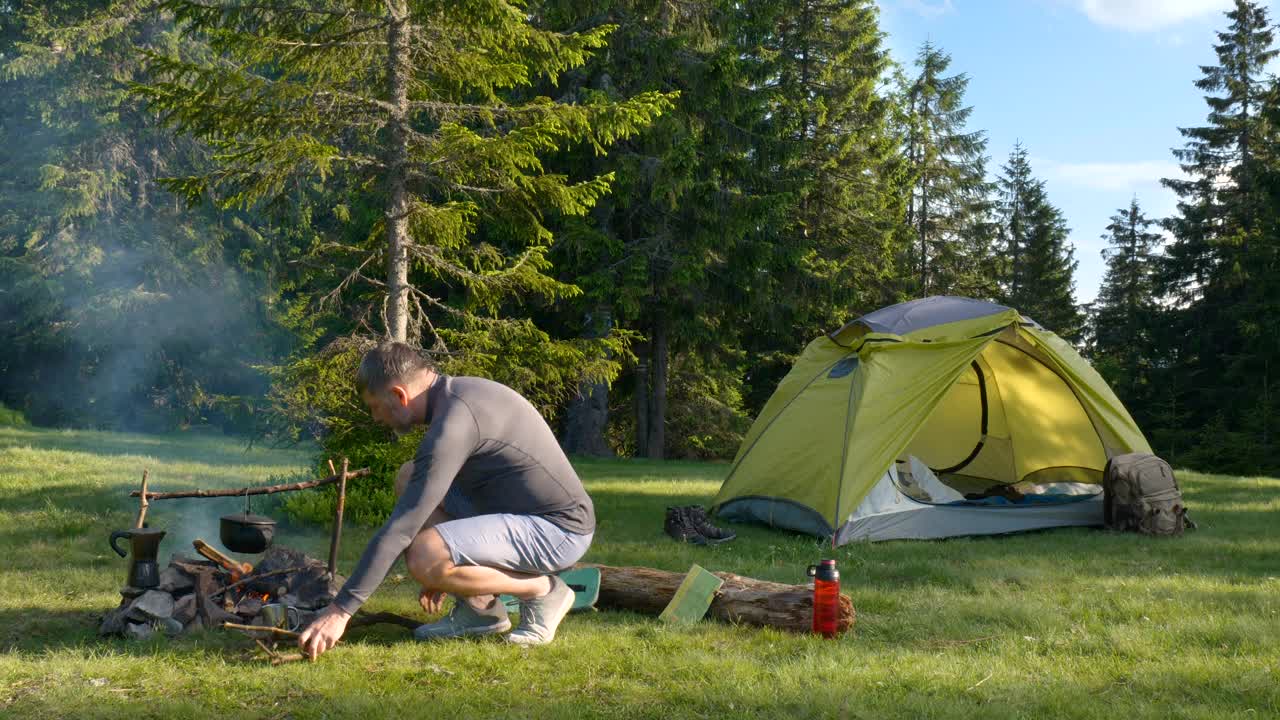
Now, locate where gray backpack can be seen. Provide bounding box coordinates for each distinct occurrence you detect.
[1103,453,1192,536]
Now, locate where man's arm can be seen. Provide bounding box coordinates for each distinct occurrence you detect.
[329,405,480,615]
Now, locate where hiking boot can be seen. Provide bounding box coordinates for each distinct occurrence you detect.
[684,505,736,543]
[664,506,707,544]
[506,575,575,646]
[414,595,511,641]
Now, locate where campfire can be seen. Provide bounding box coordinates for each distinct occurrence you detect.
[100,461,365,640]
[99,542,343,639]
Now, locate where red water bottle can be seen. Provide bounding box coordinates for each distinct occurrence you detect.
[809,559,840,638]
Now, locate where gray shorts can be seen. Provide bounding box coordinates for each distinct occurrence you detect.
[434,487,593,575]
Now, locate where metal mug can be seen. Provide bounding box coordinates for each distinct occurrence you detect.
[259,603,301,631]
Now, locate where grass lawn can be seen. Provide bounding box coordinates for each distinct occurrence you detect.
[1,425,1278,719]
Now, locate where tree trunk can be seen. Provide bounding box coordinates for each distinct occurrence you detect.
[635,344,650,458]
[561,308,615,457]
[578,563,855,635]
[384,0,411,342]
[646,316,667,460]
[919,171,929,292]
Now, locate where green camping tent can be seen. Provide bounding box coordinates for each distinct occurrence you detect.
[712,296,1151,544]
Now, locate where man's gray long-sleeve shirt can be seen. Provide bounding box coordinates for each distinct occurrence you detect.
[332,375,594,614]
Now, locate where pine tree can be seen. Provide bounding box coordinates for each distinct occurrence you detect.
[996,144,1081,338]
[901,42,994,297]
[1159,0,1280,471]
[132,0,672,416]
[1091,198,1162,405]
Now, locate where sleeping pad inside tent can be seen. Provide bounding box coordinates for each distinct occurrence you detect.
[711,296,1152,544]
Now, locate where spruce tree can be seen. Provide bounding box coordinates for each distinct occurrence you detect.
[901,42,994,297]
[526,0,767,458]
[1160,0,1280,470]
[734,0,908,412]
[996,144,1081,338]
[774,0,907,324]
[134,0,672,411]
[1091,198,1162,405]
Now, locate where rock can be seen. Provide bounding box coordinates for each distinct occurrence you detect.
[124,621,154,640]
[119,585,146,599]
[127,590,175,621]
[158,617,184,636]
[157,566,194,593]
[172,594,197,625]
[235,596,264,619]
[99,606,131,636]
[203,600,240,628]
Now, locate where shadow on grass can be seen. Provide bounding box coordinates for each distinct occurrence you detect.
[0,606,424,657]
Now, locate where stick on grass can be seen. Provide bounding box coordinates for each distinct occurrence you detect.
[222,622,300,638]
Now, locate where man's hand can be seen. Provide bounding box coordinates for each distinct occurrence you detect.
[298,604,351,660]
[420,589,447,615]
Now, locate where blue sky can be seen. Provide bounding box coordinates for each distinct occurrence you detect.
[875,0,1257,304]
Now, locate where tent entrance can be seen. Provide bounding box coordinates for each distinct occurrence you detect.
[903,338,1107,490]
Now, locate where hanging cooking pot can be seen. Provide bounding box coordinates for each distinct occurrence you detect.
[220,490,275,554]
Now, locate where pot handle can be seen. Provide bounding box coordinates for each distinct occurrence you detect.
[109,530,131,558]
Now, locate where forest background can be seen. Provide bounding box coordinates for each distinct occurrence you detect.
[2,0,1276,510]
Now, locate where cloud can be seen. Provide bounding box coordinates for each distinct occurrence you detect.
[1046,160,1185,193]
[895,0,955,19]
[1076,0,1232,32]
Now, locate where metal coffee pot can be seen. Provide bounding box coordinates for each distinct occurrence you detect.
[109,527,167,589]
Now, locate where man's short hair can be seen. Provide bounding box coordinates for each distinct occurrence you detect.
[355,342,434,394]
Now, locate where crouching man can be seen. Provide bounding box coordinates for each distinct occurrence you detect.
[299,342,594,657]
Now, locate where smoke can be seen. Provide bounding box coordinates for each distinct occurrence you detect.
[150,495,265,562]
[28,223,287,432]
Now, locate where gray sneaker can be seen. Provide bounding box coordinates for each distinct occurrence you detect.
[506,575,575,646]
[414,595,511,641]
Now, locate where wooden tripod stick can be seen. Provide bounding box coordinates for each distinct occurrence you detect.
[134,469,150,528]
[327,458,349,577]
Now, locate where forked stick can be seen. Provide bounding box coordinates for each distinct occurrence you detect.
[134,469,150,528]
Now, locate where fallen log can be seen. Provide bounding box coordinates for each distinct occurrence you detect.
[577,563,854,635]
[129,467,372,500]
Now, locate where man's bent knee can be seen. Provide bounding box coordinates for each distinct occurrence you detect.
[405,527,454,586]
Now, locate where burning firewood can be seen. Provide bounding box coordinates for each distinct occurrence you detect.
[209,566,307,601]
[193,539,252,577]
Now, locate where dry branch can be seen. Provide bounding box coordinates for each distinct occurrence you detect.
[222,622,300,638]
[270,653,309,665]
[327,458,349,576]
[208,566,308,601]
